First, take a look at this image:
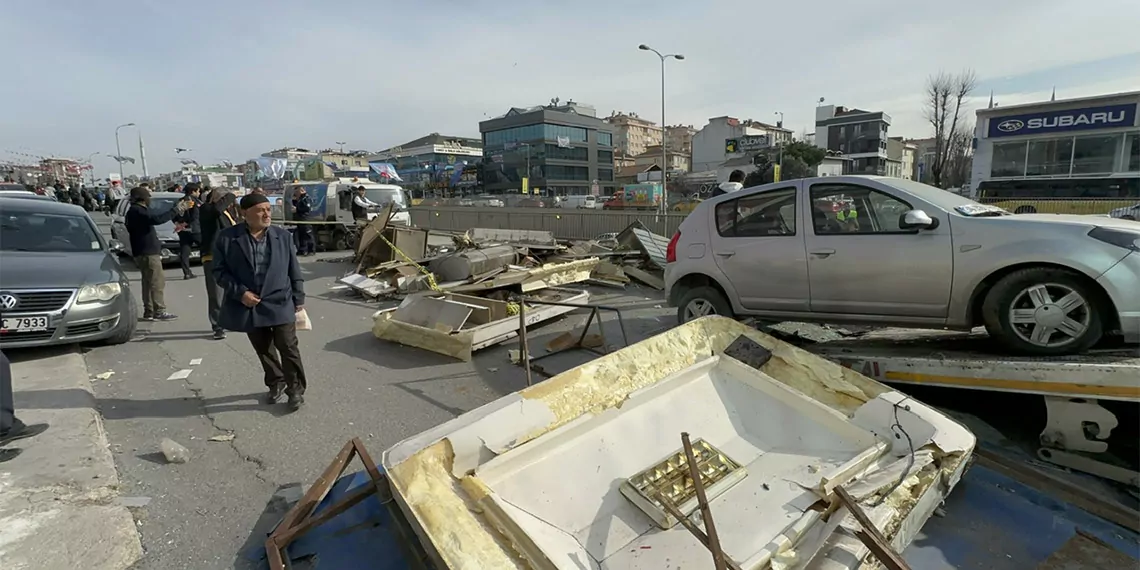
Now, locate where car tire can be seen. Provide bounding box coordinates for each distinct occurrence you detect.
[103,300,138,346]
[981,267,1103,356]
[676,286,734,325]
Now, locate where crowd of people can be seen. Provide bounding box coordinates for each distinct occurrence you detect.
[20,179,126,212]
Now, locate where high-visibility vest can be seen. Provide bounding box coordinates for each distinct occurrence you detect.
[837,209,858,222]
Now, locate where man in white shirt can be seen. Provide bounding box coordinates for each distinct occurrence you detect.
[712,170,746,198]
[350,186,379,220]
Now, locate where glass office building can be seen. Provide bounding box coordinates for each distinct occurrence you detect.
[479,104,617,197]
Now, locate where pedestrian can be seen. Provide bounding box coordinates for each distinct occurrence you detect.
[54,182,70,204]
[291,186,315,256]
[213,192,308,410]
[126,186,186,321]
[69,183,82,205]
[712,170,746,198]
[1,350,50,463]
[173,183,202,280]
[351,185,378,221]
[200,186,241,340]
[108,180,126,210]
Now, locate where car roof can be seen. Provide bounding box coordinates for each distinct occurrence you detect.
[0,196,89,214]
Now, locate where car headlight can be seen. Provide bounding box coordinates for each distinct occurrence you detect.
[1088,227,1140,252]
[77,282,123,304]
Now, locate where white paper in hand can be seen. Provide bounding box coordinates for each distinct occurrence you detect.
[296,308,312,331]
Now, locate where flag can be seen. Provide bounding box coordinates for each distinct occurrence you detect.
[369,162,402,181]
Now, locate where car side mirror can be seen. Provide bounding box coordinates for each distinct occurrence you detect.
[108,239,124,252]
[899,209,939,230]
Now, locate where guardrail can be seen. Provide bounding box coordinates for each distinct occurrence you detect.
[409,206,689,240]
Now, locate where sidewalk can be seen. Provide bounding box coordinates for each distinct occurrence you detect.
[0,348,142,569]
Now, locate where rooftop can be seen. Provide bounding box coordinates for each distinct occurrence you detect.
[976,90,1140,115]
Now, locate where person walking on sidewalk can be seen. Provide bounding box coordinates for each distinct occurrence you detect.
[212,193,309,410]
[126,186,186,321]
[1,351,49,463]
[199,186,241,340]
[173,183,202,280]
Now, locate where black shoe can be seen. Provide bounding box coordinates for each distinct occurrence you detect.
[266,384,285,404]
[154,312,178,321]
[212,330,227,340]
[140,315,154,322]
[0,448,22,463]
[183,273,196,280]
[287,394,305,411]
[0,420,49,446]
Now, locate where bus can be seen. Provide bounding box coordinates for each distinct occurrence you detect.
[975,176,1140,215]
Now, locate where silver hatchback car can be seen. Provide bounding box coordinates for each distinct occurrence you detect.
[664,176,1140,356]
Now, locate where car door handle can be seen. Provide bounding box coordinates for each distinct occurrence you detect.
[810,249,836,258]
[714,251,735,258]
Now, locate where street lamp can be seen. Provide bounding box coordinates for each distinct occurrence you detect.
[774,112,785,172]
[114,123,135,182]
[639,44,683,213]
[336,141,346,153]
[85,152,101,186]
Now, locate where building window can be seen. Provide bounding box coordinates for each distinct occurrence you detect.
[597,150,613,164]
[1072,135,1120,174]
[544,164,590,181]
[991,141,1028,177]
[598,132,613,147]
[484,125,544,146]
[1128,133,1140,172]
[544,124,588,143]
[1026,137,1073,176]
[598,168,614,182]
[544,144,589,161]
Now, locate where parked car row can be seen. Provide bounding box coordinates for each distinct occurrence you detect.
[664,175,1140,356]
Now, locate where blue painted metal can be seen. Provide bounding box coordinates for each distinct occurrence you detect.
[904,465,1140,569]
[258,464,1139,569]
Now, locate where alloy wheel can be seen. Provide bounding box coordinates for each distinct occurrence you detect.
[1008,283,1091,348]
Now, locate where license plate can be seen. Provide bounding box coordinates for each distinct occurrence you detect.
[1,315,49,333]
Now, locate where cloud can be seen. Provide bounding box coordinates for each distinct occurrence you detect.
[2,0,1139,177]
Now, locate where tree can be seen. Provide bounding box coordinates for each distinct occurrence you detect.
[923,69,976,188]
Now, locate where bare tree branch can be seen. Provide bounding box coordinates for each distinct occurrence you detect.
[923,69,976,188]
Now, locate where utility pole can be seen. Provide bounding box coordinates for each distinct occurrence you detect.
[138,130,149,179]
[639,44,684,213]
[114,122,135,182]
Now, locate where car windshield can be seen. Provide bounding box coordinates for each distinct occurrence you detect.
[881,178,1009,217]
[363,188,407,208]
[1,211,103,252]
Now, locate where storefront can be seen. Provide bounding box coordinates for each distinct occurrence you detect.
[971,92,1140,202]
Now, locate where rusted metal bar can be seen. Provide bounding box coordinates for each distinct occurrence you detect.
[682,432,727,570]
[518,300,532,386]
[833,486,911,570]
[654,492,743,570]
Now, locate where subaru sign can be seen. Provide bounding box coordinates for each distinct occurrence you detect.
[987,103,1137,138]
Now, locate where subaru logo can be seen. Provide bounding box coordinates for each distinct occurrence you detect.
[997,119,1024,132]
[0,293,17,310]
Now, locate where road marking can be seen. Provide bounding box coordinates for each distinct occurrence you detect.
[167,369,192,381]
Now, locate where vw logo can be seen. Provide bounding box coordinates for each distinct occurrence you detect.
[0,293,17,310]
[997,119,1025,132]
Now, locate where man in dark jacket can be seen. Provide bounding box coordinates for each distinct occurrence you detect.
[199,186,240,339]
[1,350,49,463]
[291,186,315,256]
[173,184,202,279]
[126,186,186,321]
[213,193,309,410]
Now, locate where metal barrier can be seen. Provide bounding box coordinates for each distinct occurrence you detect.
[975,197,1136,216]
[409,206,689,240]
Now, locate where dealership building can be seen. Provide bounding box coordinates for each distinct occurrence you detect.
[971,91,1140,195]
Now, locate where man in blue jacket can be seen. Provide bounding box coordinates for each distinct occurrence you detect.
[212,193,309,410]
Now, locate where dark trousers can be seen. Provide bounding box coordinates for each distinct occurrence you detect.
[246,323,307,396]
[202,260,224,334]
[178,232,199,277]
[295,224,315,255]
[1,351,14,434]
[137,254,166,316]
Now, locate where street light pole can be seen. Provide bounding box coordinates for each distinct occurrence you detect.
[85,152,100,186]
[774,111,785,171]
[639,44,684,213]
[138,129,149,179]
[114,122,135,182]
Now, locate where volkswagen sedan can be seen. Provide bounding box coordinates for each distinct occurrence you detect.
[0,197,136,348]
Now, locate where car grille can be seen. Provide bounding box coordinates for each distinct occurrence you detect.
[66,322,105,336]
[0,329,56,343]
[0,290,74,312]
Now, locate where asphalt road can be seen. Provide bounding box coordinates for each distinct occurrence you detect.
[82,213,675,569]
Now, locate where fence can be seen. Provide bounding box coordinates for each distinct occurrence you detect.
[974,197,1137,216]
[409,206,688,240]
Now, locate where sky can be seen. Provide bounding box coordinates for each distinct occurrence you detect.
[3,0,1139,178]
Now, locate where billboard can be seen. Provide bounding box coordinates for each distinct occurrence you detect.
[987,103,1138,138]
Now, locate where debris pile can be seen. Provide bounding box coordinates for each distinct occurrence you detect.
[335,220,671,361]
